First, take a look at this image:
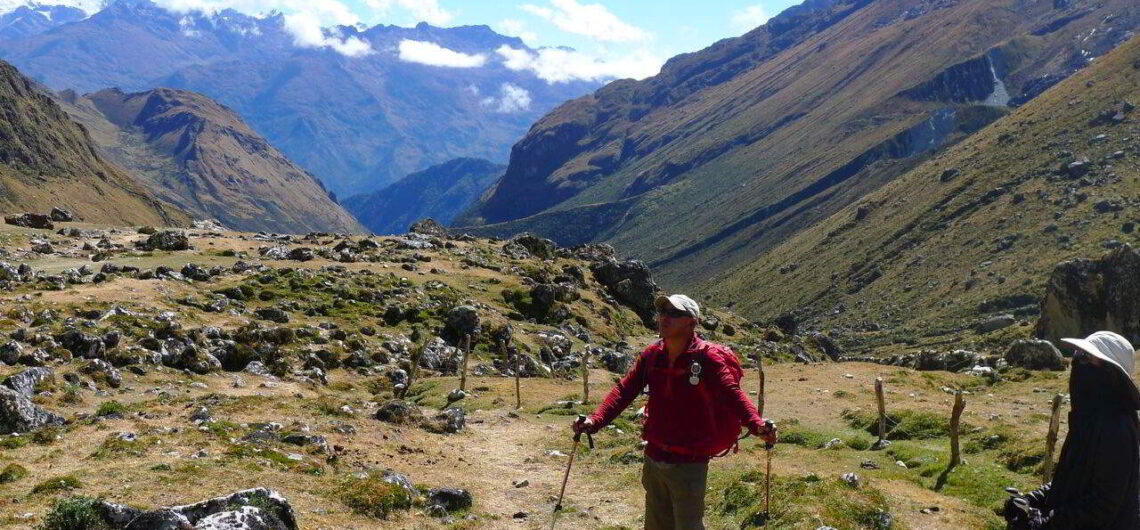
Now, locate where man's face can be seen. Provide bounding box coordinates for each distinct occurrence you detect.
[656,306,695,338]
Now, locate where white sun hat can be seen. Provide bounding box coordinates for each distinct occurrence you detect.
[1061,331,1140,404]
[654,294,700,320]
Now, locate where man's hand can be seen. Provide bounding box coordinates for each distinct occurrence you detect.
[753,419,778,447]
[572,416,596,435]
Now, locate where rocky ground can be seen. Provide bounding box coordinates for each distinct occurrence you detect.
[0,218,1089,529]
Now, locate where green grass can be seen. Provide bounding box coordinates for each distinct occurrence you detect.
[31,475,83,495]
[334,472,414,519]
[843,408,952,440]
[0,463,28,483]
[712,469,894,529]
[95,400,128,417]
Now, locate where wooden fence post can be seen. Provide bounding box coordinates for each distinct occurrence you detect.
[1043,394,1064,484]
[949,391,966,468]
[513,343,522,410]
[582,347,591,406]
[459,334,471,392]
[875,377,887,443]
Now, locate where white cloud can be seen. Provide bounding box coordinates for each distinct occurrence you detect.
[497,18,538,45]
[520,0,648,43]
[496,45,662,83]
[480,83,532,113]
[0,0,104,15]
[399,39,486,68]
[731,5,771,33]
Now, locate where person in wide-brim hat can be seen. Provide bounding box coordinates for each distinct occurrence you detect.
[1004,331,1140,529]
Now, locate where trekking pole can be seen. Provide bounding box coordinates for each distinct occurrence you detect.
[762,419,775,525]
[552,415,594,530]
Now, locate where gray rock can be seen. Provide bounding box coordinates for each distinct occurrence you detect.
[427,488,473,511]
[599,349,632,374]
[1005,340,1065,371]
[976,314,1016,333]
[374,400,424,425]
[446,305,480,338]
[0,386,65,434]
[841,472,860,488]
[286,248,314,262]
[425,408,465,434]
[49,207,74,222]
[123,509,192,530]
[4,213,53,230]
[144,231,191,251]
[408,219,448,237]
[173,488,297,530]
[510,233,557,260]
[57,329,106,359]
[590,259,660,328]
[2,367,53,397]
[0,341,23,364]
[1036,244,1140,344]
[80,359,123,388]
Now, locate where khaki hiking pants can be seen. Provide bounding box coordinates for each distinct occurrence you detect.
[641,457,709,530]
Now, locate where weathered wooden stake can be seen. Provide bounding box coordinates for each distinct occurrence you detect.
[949,391,966,468]
[875,377,887,443]
[512,342,522,410]
[757,353,766,418]
[459,334,471,392]
[402,336,427,399]
[1043,394,1064,484]
[582,348,591,405]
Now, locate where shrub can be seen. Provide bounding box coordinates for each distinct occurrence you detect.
[336,472,413,519]
[36,496,109,530]
[0,463,28,483]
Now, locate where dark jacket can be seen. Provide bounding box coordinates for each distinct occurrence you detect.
[1014,362,1140,529]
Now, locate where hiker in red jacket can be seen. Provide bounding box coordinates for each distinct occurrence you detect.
[573,294,777,530]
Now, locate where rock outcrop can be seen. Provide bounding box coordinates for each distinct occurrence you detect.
[1035,245,1140,344]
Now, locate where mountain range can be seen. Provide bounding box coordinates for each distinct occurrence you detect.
[0,0,601,195]
[457,0,1139,295]
[56,86,365,234]
[342,157,504,235]
[0,60,186,226]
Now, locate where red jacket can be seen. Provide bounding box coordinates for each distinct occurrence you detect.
[588,334,766,463]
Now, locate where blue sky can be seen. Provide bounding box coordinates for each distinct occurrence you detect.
[21,0,802,80]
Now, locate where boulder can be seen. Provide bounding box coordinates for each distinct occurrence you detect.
[4,213,53,230]
[409,219,448,237]
[194,506,287,530]
[445,305,480,339]
[914,350,983,372]
[81,359,124,388]
[57,330,106,359]
[590,259,660,327]
[374,400,424,425]
[1005,340,1065,371]
[976,314,1016,334]
[808,332,842,361]
[599,349,632,374]
[510,233,557,260]
[144,230,191,251]
[426,488,473,512]
[425,408,465,434]
[173,488,297,530]
[0,386,65,434]
[1036,244,1140,344]
[50,207,74,222]
[286,248,314,262]
[2,367,53,397]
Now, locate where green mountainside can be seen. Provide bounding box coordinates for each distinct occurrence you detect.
[458,0,1138,291]
[58,87,366,234]
[705,35,1140,353]
[0,60,186,226]
[343,158,504,235]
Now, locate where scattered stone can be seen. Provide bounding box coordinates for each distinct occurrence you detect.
[374,400,425,425]
[2,367,53,397]
[408,219,448,237]
[425,407,465,434]
[841,472,860,488]
[427,488,473,512]
[80,359,123,388]
[976,314,1015,334]
[590,259,660,327]
[445,305,480,338]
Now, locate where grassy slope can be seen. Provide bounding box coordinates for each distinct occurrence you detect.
[462,0,1138,291]
[60,87,367,235]
[0,62,187,227]
[705,36,1140,353]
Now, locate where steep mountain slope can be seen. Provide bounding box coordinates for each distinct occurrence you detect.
[0,0,600,194]
[705,35,1140,345]
[342,158,504,235]
[58,87,366,234]
[0,60,186,226]
[458,0,1139,289]
[0,4,84,39]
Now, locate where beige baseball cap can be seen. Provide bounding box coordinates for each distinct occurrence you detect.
[654,294,700,320]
